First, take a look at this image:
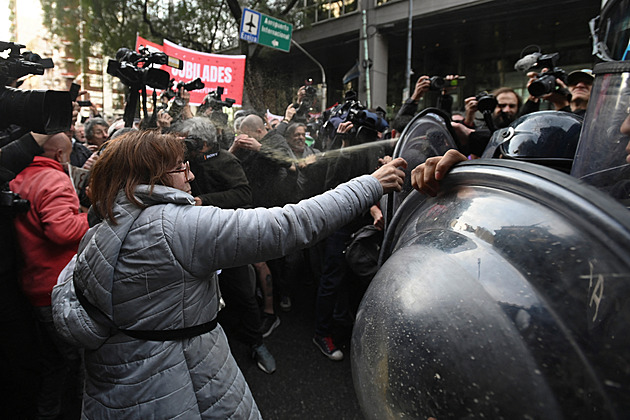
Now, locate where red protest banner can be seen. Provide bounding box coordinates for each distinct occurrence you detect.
[163,39,246,106]
[134,36,246,106]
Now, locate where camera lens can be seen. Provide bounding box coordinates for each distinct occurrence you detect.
[476,93,498,113]
[528,74,557,97]
[0,87,72,134]
[429,76,445,91]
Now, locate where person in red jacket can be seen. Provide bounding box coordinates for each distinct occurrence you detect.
[9,132,89,420]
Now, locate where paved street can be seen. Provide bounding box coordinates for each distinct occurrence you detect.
[226,278,366,420]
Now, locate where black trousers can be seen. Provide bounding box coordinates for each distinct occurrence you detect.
[218,265,263,346]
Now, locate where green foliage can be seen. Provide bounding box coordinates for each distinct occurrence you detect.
[38,0,307,110]
[40,0,83,57]
[39,0,305,56]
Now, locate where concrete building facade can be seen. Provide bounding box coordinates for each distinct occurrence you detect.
[264,0,600,113]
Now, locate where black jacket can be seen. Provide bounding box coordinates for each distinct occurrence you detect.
[234,129,297,207]
[190,149,252,209]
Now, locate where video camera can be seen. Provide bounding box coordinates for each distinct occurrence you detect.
[293,79,318,123]
[161,77,205,101]
[108,46,185,127]
[196,86,236,128]
[528,54,567,97]
[514,49,567,97]
[204,86,236,111]
[0,41,72,134]
[326,90,388,145]
[107,47,183,90]
[158,77,205,120]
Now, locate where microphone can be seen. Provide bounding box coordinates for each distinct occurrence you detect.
[514,52,541,72]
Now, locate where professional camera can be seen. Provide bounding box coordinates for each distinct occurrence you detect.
[325,90,388,145]
[0,41,72,134]
[107,47,183,90]
[293,79,318,123]
[474,91,500,133]
[108,46,184,126]
[162,77,205,101]
[529,53,567,97]
[197,86,236,118]
[475,91,498,113]
[514,50,568,97]
[205,86,236,110]
[159,77,205,119]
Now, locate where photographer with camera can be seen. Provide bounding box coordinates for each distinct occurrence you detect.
[197,86,237,150]
[166,82,197,122]
[520,69,593,117]
[453,87,523,158]
[289,81,317,125]
[463,87,522,130]
[392,75,463,135]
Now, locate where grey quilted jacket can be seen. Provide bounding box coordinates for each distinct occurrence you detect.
[52,175,382,419]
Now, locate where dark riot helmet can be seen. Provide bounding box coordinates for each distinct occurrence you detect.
[481,110,583,173]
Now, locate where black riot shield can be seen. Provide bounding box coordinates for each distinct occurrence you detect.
[353,159,630,419]
[383,108,459,228]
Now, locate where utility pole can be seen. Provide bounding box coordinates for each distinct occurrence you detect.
[404,0,413,101]
[361,8,371,109]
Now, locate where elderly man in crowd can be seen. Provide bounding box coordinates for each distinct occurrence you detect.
[84,117,109,150]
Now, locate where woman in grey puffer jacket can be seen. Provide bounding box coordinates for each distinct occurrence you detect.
[52,130,406,419]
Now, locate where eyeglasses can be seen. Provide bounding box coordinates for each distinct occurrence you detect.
[167,161,191,182]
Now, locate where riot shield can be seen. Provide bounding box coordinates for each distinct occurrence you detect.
[571,61,630,207]
[383,108,459,227]
[353,159,630,419]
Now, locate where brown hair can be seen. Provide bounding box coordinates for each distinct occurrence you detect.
[491,87,523,110]
[89,130,186,223]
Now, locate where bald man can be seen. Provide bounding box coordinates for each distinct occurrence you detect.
[9,132,88,419]
[230,114,297,207]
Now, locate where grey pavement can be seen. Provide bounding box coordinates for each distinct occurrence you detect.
[226,278,366,420]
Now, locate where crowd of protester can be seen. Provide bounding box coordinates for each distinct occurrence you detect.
[1,60,611,419]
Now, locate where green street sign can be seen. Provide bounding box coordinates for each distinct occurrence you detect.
[240,8,293,52]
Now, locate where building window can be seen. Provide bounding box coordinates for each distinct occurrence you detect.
[376,0,400,6]
[298,0,359,24]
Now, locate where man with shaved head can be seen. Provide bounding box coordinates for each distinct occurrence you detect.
[230,113,297,207]
[9,132,89,419]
